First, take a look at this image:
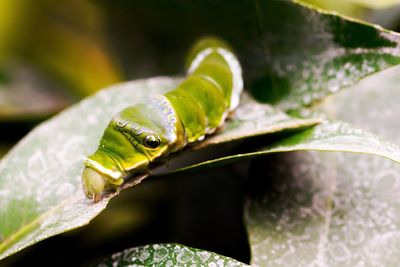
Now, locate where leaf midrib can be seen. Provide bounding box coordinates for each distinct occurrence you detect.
[0,192,104,259]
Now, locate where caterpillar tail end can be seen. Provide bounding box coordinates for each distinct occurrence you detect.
[82,167,106,202]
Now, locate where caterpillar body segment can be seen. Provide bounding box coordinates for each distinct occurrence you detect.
[82,38,243,201]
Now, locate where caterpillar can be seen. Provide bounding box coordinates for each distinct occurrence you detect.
[82,37,243,201]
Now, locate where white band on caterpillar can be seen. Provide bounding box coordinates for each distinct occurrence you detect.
[217,48,243,111]
[83,157,123,180]
[187,48,213,74]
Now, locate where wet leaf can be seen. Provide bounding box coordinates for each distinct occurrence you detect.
[194,94,321,149]
[245,60,400,266]
[174,120,400,173]
[250,0,400,110]
[93,243,249,266]
[0,77,319,260]
[0,78,174,260]
[98,0,400,110]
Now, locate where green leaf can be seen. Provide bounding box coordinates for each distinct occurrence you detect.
[0,78,174,260]
[193,94,321,150]
[93,243,249,266]
[0,78,319,260]
[174,120,400,173]
[245,62,400,265]
[250,0,400,110]
[97,0,400,110]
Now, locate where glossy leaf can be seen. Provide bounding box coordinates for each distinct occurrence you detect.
[174,120,400,173]
[98,0,400,110]
[250,0,400,110]
[0,78,174,260]
[245,62,400,266]
[0,78,319,260]
[93,243,249,266]
[193,94,321,149]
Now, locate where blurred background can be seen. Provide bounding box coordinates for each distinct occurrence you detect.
[2,0,400,266]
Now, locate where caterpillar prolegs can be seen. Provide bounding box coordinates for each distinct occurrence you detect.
[82,38,243,201]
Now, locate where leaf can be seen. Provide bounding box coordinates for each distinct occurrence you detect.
[93,243,249,266]
[0,77,319,260]
[250,0,400,110]
[0,78,175,260]
[173,120,400,173]
[193,94,321,149]
[245,60,400,265]
[246,151,400,267]
[97,0,400,110]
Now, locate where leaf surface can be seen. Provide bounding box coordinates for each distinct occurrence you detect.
[0,78,175,260]
[174,120,400,172]
[0,78,318,260]
[245,63,400,266]
[98,0,400,110]
[93,243,249,266]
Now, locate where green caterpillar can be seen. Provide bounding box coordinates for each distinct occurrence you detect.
[82,38,243,201]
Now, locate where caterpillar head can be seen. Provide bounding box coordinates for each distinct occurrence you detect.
[82,107,171,202]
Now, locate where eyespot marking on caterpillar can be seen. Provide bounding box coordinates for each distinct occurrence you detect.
[144,134,161,149]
